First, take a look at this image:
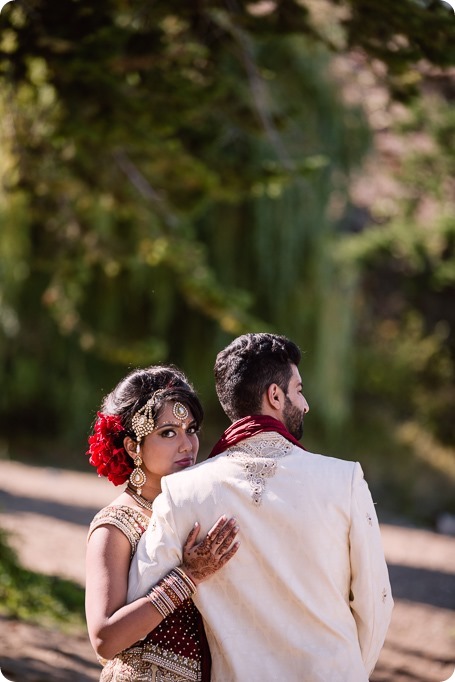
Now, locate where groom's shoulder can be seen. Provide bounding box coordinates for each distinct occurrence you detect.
[161,456,230,507]
[301,448,359,476]
[164,453,228,488]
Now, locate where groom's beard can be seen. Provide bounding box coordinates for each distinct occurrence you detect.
[283,396,304,440]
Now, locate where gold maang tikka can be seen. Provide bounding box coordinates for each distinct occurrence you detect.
[172,402,189,422]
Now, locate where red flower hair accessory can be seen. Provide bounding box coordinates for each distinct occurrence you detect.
[86,412,133,486]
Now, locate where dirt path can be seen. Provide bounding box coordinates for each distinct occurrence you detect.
[0,460,454,682]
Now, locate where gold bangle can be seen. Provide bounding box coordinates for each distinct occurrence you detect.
[174,566,197,595]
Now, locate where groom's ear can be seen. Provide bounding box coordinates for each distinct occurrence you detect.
[263,382,284,413]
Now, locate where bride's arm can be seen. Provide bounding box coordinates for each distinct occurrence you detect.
[85,516,239,661]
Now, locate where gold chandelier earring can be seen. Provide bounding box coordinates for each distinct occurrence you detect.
[129,442,147,495]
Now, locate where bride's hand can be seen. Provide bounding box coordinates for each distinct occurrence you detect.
[181,516,239,585]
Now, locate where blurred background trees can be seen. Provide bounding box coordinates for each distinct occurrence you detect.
[0,0,453,523]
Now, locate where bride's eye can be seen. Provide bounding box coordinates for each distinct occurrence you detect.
[160,429,176,438]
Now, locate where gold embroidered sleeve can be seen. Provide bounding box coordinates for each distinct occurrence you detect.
[88,506,150,557]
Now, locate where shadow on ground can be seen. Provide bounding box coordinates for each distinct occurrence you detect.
[0,489,99,527]
[0,655,99,682]
[388,563,455,610]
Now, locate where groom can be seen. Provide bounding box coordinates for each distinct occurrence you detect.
[128,332,393,681]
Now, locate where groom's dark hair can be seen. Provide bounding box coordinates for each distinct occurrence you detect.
[214,333,301,422]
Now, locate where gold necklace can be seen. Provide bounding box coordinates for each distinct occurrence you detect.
[125,486,154,512]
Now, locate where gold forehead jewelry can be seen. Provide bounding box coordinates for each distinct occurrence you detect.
[172,402,189,422]
[131,389,165,441]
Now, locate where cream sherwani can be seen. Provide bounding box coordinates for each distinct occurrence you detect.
[128,433,393,681]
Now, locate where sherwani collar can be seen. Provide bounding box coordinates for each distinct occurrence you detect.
[208,415,306,459]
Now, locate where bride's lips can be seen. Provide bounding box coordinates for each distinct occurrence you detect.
[175,457,193,467]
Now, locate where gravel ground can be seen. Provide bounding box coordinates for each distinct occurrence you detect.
[0,460,454,682]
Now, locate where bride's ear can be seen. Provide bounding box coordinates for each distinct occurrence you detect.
[124,436,137,460]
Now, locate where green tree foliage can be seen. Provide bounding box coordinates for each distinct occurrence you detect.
[340,0,455,97]
[0,528,85,626]
[0,1,453,521]
[334,94,455,520]
[0,0,370,448]
[341,97,455,438]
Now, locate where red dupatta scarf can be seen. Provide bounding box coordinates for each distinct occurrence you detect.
[208,415,306,458]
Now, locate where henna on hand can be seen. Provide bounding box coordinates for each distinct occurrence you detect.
[181,516,240,583]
